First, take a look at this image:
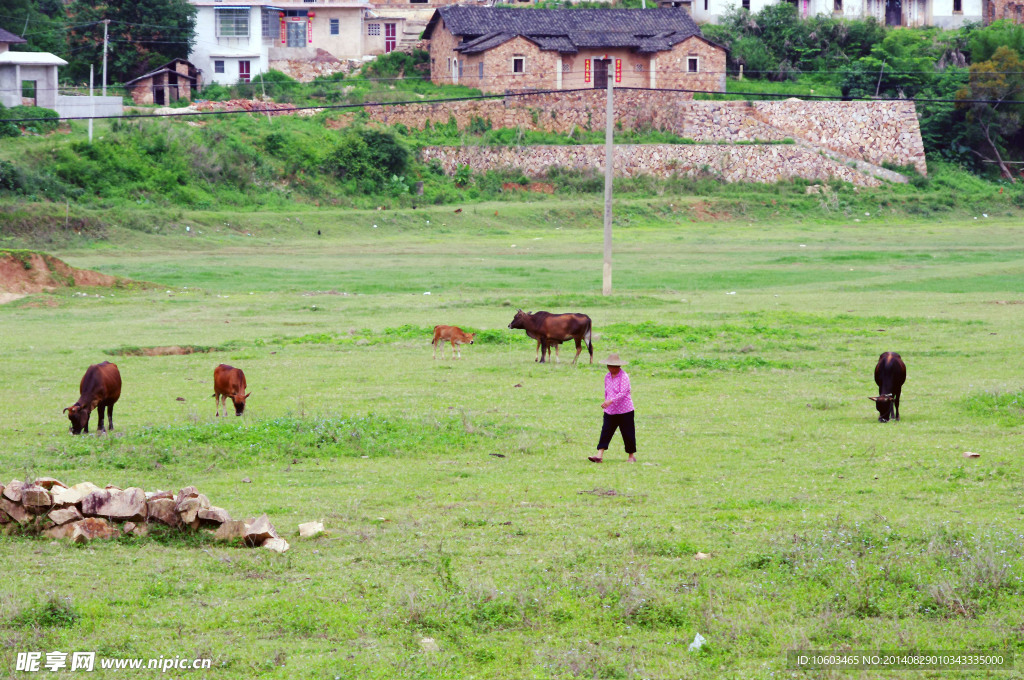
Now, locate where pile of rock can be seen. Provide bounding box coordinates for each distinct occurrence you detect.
[0,478,290,552]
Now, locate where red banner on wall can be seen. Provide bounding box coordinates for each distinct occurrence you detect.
[307,16,313,43]
[584,59,591,83]
[615,58,622,83]
[280,14,285,44]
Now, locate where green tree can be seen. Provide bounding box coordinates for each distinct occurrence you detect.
[0,0,67,55]
[64,0,196,84]
[839,29,938,98]
[956,46,1024,181]
[968,19,1024,63]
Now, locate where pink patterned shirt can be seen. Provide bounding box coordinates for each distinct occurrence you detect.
[604,370,634,415]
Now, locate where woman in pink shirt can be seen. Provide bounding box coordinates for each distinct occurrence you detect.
[589,353,637,463]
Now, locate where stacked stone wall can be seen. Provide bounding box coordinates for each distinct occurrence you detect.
[369,92,926,174]
[421,143,891,187]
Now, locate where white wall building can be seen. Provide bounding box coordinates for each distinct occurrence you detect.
[189,0,373,87]
[682,0,982,28]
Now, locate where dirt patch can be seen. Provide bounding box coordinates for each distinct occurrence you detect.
[502,182,556,194]
[107,345,219,357]
[0,251,125,300]
[689,201,731,222]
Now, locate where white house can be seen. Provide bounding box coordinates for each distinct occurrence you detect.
[189,0,375,86]
[683,0,982,28]
[0,27,122,118]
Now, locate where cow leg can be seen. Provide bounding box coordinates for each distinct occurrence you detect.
[572,339,583,365]
[554,344,560,364]
[539,339,547,363]
[107,404,114,431]
[535,339,541,362]
[432,341,437,360]
[894,393,900,421]
[97,405,107,432]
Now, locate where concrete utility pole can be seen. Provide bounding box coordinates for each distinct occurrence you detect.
[102,19,110,96]
[602,69,614,296]
[88,64,94,143]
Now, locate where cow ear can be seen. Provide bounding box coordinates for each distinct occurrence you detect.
[868,397,878,401]
[245,392,252,399]
[63,406,70,413]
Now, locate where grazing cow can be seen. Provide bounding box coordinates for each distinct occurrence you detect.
[524,328,564,363]
[64,361,121,435]
[432,325,476,359]
[869,351,906,422]
[213,364,250,416]
[508,309,593,365]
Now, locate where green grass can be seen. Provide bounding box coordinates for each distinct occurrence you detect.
[2,207,1024,678]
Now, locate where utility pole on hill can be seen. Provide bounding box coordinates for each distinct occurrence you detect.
[602,68,614,296]
[102,20,110,97]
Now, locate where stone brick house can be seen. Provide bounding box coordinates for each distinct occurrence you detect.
[124,59,198,105]
[985,0,1023,21]
[423,7,726,94]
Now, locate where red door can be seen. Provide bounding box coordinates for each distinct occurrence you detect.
[385,23,396,53]
[239,60,251,83]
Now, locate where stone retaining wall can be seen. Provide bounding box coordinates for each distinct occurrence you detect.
[421,143,888,187]
[369,91,926,175]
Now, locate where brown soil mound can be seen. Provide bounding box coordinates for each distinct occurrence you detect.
[108,345,219,357]
[0,250,121,299]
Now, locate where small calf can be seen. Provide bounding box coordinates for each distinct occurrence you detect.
[869,351,906,422]
[432,325,476,360]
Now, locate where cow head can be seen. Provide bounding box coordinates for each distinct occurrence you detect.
[232,392,251,416]
[508,310,528,330]
[869,394,894,422]
[466,333,476,345]
[63,404,90,434]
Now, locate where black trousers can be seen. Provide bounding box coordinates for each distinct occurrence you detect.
[597,410,636,454]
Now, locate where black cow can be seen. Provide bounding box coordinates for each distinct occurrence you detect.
[869,351,906,422]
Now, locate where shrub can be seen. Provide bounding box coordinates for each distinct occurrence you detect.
[4,105,60,134]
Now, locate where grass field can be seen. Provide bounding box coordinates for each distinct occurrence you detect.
[2,199,1024,679]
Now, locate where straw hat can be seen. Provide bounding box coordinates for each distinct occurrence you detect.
[602,353,628,366]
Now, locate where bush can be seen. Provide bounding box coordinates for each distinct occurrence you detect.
[0,103,19,137]
[324,128,409,192]
[7,106,60,134]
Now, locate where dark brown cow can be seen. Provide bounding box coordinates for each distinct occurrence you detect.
[869,351,906,422]
[508,309,593,364]
[213,364,250,416]
[525,328,564,363]
[64,361,121,435]
[432,325,476,359]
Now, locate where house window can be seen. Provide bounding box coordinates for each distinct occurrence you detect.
[562,62,571,72]
[634,63,644,72]
[834,0,842,9]
[411,0,429,4]
[953,0,962,10]
[512,57,525,73]
[687,57,699,73]
[330,18,339,34]
[239,60,251,82]
[367,23,380,36]
[447,57,451,72]
[216,8,249,37]
[478,62,484,79]
[742,0,750,8]
[261,10,275,38]
[214,60,225,74]
[704,0,708,9]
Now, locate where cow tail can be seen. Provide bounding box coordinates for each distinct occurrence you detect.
[585,319,594,360]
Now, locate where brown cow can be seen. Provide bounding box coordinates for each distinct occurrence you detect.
[508,309,593,364]
[213,364,250,416]
[64,361,121,435]
[432,325,476,359]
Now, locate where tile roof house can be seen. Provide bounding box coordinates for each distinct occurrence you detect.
[423,7,726,94]
[124,59,198,105]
